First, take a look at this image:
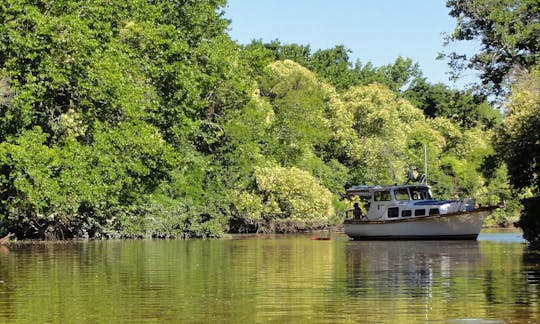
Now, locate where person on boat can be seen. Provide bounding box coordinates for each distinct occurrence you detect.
[406,166,427,184]
[406,166,417,184]
[353,203,364,220]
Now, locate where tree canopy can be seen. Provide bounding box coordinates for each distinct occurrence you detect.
[444,0,540,243]
[444,0,540,96]
[0,0,512,239]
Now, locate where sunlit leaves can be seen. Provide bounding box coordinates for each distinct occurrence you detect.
[496,69,540,192]
[254,166,334,220]
[341,83,425,184]
[500,70,540,240]
[261,60,332,164]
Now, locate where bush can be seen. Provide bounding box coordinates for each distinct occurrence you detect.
[515,196,540,246]
[254,166,335,220]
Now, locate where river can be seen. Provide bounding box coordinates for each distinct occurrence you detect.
[0,230,538,323]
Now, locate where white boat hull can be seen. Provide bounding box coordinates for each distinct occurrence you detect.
[344,207,495,240]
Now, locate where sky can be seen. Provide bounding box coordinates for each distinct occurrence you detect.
[224,0,479,89]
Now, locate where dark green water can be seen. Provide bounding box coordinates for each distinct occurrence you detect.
[0,231,538,323]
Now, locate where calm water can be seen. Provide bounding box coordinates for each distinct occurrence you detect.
[0,231,538,323]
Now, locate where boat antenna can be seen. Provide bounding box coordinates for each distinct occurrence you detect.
[423,144,428,185]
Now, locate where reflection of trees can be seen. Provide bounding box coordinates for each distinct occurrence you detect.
[2,237,540,322]
[344,240,540,321]
[479,242,538,312]
[522,247,540,300]
[343,241,487,321]
[345,241,481,299]
[0,245,14,323]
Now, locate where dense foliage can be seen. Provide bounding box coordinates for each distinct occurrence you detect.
[515,196,540,245]
[495,70,540,192]
[0,0,513,239]
[443,0,540,242]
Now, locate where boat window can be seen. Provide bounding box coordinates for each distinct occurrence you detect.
[394,188,410,201]
[414,209,426,216]
[374,191,391,201]
[359,195,371,205]
[388,207,399,218]
[429,208,440,215]
[410,187,431,200]
[402,210,412,217]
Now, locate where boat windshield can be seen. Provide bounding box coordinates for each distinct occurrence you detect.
[410,187,431,200]
[394,188,410,200]
[374,191,391,201]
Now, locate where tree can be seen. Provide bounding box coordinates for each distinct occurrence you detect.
[258,60,333,165]
[250,41,426,93]
[515,196,540,245]
[495,69,540,192]
[374,57,423,93]
[275,42,312,68]
[307,45,360,91]
[0,0,247,239]
[443,0,540,236]
[404,79,501,128]
[444,0,540,96]
[341,83,428,184]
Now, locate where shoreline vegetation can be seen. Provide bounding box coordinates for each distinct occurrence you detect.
[0,1,538,242]
[1,222,521,244]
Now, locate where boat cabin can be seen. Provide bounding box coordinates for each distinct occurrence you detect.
[346,184,472,221]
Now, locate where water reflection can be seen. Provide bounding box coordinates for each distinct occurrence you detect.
[342,238,540,322]
[522,247,540,295]
[342,241,485,321]
[0,234,539,323]
[345,241,481,296]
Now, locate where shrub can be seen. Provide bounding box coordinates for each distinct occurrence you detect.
[515,196,540,246]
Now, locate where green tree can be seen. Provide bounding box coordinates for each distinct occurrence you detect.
[445,0,540,96]
[0,0,245,239]
[495,70,540,192]
[515,196,540,245]
[259,60,332,165]
[275,42,312,68]
[307,45,360,91]
[373,57,423,93]
[250,41,426,93]
[341,83,428,184]
[404,78,502,128]
[442,0,533,229]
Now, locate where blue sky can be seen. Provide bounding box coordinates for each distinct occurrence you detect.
[224,0,479,89]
